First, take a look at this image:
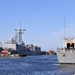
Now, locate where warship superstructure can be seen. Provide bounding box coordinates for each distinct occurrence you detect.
[3,26,46,56]
[57,36,75,63]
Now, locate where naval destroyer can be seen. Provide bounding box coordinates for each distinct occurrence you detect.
[57,36,75,63]
[2,26,46,56]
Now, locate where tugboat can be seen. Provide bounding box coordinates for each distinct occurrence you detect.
[57,36,75,63]
[3,26,46,56]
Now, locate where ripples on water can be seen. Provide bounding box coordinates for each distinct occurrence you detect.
[0,55,75,75]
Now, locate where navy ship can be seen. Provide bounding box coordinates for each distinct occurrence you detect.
[3,26,46,56]
[57,36,75,63]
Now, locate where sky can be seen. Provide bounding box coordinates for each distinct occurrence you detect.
[0,0,75,51]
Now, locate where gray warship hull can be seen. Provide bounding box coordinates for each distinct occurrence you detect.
[57,49,75,64]
[14,50,46,56]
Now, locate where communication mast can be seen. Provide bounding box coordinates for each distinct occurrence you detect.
[64,15,66,38]
[15,23,26,44]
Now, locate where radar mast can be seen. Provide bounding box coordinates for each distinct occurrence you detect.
[15,23,26,44]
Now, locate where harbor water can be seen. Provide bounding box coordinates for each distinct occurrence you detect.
[0,55,75,75]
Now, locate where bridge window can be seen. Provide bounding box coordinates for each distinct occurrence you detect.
[67,43,74,49]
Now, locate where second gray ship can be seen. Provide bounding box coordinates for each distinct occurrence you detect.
[57,36,75,63]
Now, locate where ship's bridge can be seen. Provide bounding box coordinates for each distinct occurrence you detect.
[63,37,75,49]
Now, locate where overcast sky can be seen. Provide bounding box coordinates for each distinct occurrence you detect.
[0,0,75,51]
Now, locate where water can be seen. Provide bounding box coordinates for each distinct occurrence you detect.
[0,55,75,75]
